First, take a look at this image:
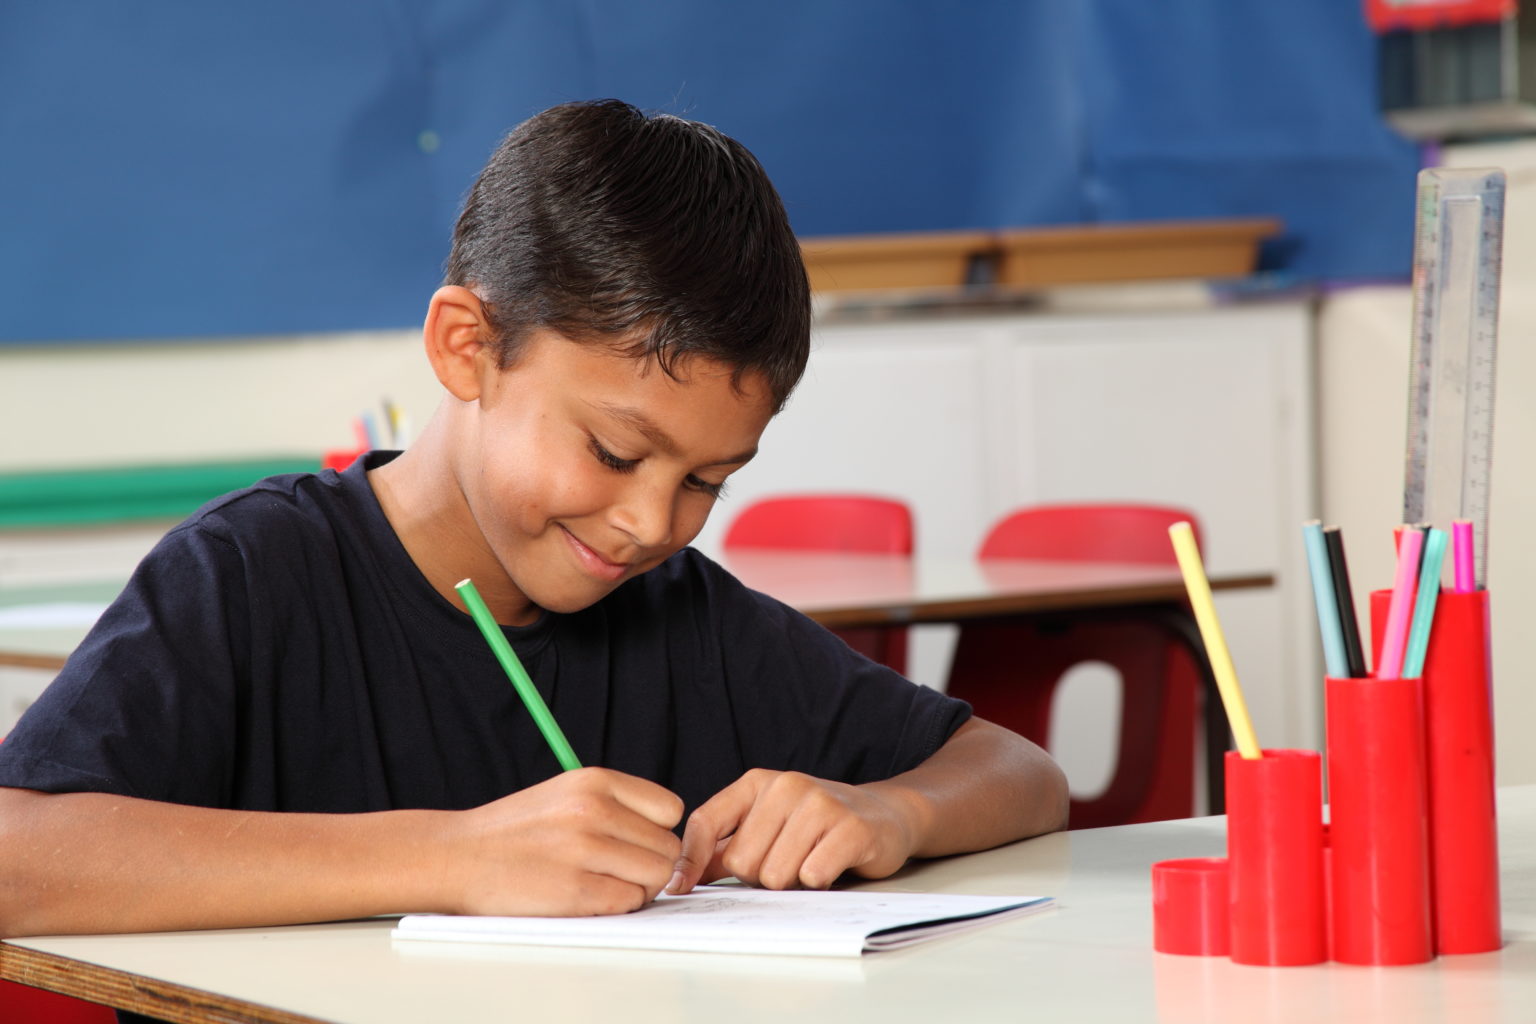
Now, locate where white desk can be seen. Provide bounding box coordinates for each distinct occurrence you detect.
[4,787,1532,1024]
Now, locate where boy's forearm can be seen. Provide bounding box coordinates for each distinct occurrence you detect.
[0,789,452,938]
[863,717,1068,861]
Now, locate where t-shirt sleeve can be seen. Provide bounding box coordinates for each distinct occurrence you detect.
[0,522,248,805]
[697,555,972,785]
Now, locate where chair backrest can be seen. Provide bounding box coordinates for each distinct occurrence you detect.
[977,503,1201,565]
[724,494,914,556]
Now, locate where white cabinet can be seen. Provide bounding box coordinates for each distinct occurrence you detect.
[691,299,1319,802]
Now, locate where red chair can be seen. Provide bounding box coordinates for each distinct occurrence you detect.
[944,503,1214,828]
[0,980,116,1023]
[724,494,914,675]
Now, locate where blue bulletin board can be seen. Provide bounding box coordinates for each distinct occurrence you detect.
[0,1,1418,343]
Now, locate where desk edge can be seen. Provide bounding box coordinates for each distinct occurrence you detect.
[0,940,327,1024]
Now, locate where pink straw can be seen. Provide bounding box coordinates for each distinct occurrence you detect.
[1452,520,1475,593]
[1377,527,1426,679]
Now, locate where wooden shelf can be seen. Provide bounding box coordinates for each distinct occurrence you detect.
[799,218,1282,294]
[994,217,1281,287]
[801,230,993,293]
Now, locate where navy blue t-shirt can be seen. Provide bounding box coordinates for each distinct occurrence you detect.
[0,452,969,819]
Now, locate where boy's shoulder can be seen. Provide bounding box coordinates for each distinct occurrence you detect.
[162,459,379,560]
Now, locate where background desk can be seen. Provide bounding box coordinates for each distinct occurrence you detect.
[3,786,1532,1024]
[723,550,1270,628]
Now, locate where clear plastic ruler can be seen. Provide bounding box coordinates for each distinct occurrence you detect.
[1403,166,1505,588]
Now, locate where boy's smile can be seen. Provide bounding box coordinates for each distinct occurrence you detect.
[374,321,776,626]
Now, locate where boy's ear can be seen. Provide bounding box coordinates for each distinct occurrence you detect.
[423,286,495,402]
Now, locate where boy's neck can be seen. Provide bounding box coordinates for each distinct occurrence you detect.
[367,405,540,626]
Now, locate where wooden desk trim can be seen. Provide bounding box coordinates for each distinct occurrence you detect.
[0,941,324,1024]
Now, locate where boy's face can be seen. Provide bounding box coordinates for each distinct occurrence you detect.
[456,328,776,622]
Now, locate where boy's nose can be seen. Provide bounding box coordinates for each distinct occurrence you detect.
[612,480,675,551]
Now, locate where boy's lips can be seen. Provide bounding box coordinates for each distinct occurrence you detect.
[560,526,630,582]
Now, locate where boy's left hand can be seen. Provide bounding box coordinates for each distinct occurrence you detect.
[666,769,923,895]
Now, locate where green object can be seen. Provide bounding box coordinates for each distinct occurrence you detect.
[1402,528,1449,680]
[455,578,582,771]
[0,457,322,529]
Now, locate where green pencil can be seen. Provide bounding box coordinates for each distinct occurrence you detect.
[455,578,583,771]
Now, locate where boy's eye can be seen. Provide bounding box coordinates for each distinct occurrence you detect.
[589,438,639,473]
[685,475,728,500]
[590,435,727,498]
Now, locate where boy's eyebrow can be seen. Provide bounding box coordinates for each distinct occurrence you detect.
[595,402,758,466]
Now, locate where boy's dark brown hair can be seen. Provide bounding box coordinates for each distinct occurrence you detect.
[445,99,811,411]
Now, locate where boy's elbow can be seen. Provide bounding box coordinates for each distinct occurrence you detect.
[0,816,32,939]
[0,788,73,939]
[1038,756,1070,834]
[1005,728,1068,836]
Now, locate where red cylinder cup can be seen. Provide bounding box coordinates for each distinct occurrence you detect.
[1326,650,1433,963]
[1371,588,1501,955]
[1225,749,1326,965]
[1152,857,1230,957]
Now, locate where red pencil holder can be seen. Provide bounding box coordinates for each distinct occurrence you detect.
[1152,857,1230,957]
[1370,588,1502,955]
[1325,668,1434,965]
[1224,749,1326,966]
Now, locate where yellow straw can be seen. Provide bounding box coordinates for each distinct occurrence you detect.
[1168,522,1263,759]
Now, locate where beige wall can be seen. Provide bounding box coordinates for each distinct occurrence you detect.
[0,329,438,473]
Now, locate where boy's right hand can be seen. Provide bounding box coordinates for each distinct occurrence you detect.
[442,767,683,918]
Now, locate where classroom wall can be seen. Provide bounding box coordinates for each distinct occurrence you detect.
[0,1,1415,343]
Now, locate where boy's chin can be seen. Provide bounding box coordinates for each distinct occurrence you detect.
[528,581,628,615]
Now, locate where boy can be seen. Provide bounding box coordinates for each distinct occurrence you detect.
[0,100,1066,939]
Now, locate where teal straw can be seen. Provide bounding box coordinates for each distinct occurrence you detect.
[455,578,582,771]
[1401,528,1449,680]
[1302,521,1349,678]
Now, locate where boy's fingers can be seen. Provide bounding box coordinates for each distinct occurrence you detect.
[586,801,683,863]
[749,809,834,891]
[667,775,762,892]
[697,836,734,885]
[576,768,685,830]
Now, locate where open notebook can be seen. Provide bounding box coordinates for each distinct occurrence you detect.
[392,887,1053,958]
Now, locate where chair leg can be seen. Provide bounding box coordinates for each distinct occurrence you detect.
[832,626,907,677]
[1150,606,1232,814]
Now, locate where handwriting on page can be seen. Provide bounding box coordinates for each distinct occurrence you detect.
[652,893,910,927]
